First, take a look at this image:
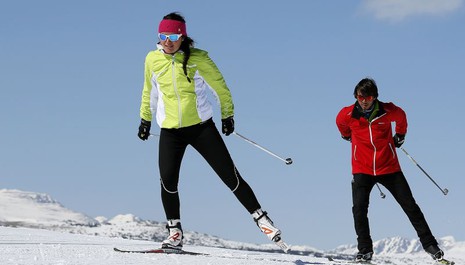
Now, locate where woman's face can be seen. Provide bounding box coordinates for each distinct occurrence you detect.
[159,32,183,54]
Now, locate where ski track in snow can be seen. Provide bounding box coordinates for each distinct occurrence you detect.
[1,226,464,265]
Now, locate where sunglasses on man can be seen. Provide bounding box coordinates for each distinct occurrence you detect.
[356,95,374,101]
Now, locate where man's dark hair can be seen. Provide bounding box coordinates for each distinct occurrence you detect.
[353,78,379,98]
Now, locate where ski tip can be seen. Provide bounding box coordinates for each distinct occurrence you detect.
[437,258,455,265]
[113,248,125,252]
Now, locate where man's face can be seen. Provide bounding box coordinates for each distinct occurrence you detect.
[356,93,376,111]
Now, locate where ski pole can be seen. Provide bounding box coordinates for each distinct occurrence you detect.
[375,183,386,199]
[232,132,293,165]
[400,147,449,195]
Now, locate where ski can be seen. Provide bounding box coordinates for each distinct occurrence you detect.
[436,258,455,265]
[327,256,455,265]
[327,256,376,264]
[113,247,207,256]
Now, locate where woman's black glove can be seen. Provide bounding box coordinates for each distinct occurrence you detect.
[393,133,405,148]
[221,116,234,136]
[138,119,151,141]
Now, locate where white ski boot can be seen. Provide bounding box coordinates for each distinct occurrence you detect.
[252,209,289,252]
[161,219,183,250]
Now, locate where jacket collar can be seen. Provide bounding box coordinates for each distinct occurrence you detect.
[351,100,385,121]
[156,43,184,55]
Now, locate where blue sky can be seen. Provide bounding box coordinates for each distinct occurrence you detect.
[1,0,464,250]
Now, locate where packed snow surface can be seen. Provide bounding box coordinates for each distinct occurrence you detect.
[2,226,465,265]
[1,189,464,264]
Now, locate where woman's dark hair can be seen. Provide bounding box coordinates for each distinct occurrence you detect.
[353,77,379,98]
[163,12,194,82]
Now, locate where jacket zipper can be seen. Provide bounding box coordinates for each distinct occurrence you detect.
[368,122,377,176]
[171,56,182,128]
[368,113,387,176]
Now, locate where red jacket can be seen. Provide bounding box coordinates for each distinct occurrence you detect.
[336,101,407,176]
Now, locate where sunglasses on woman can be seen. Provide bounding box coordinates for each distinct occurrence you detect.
[158,33,182,42]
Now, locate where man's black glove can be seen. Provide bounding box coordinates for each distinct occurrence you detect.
[138,119,151,141]
[393,133,405,148]
[221,116,234,136]
[341,135,351,142]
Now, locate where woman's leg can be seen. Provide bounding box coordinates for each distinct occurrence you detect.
[190,121,261,213]
[159,129,188,220]
[187,120,287,249]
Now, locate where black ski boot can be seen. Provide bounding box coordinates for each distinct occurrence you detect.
[355,248,373,263]
[425,244,455,265]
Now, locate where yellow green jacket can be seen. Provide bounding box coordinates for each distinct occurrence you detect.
[140,47,234,129]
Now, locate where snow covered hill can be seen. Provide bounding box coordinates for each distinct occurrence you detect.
[0,189,318,253]
[1,189,464,265]
[0,189,98,227]
[332,235,465,256]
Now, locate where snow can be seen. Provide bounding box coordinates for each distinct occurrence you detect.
[0,226,316,265]
[1,226,464,265]
[1,189,464,265]
[0,190,98,227]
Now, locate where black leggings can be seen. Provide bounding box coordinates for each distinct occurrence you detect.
[158,119,261,220]
[352,172,438,251]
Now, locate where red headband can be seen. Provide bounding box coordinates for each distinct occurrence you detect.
[158,19,187,35]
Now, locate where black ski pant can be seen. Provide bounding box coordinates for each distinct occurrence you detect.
[352,172,438,252]
[158,118,261,220]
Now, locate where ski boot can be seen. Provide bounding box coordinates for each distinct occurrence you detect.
[355,249,373,263]
[252,209,289,252]
[425,245,455,265]
[161,219,183,250]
